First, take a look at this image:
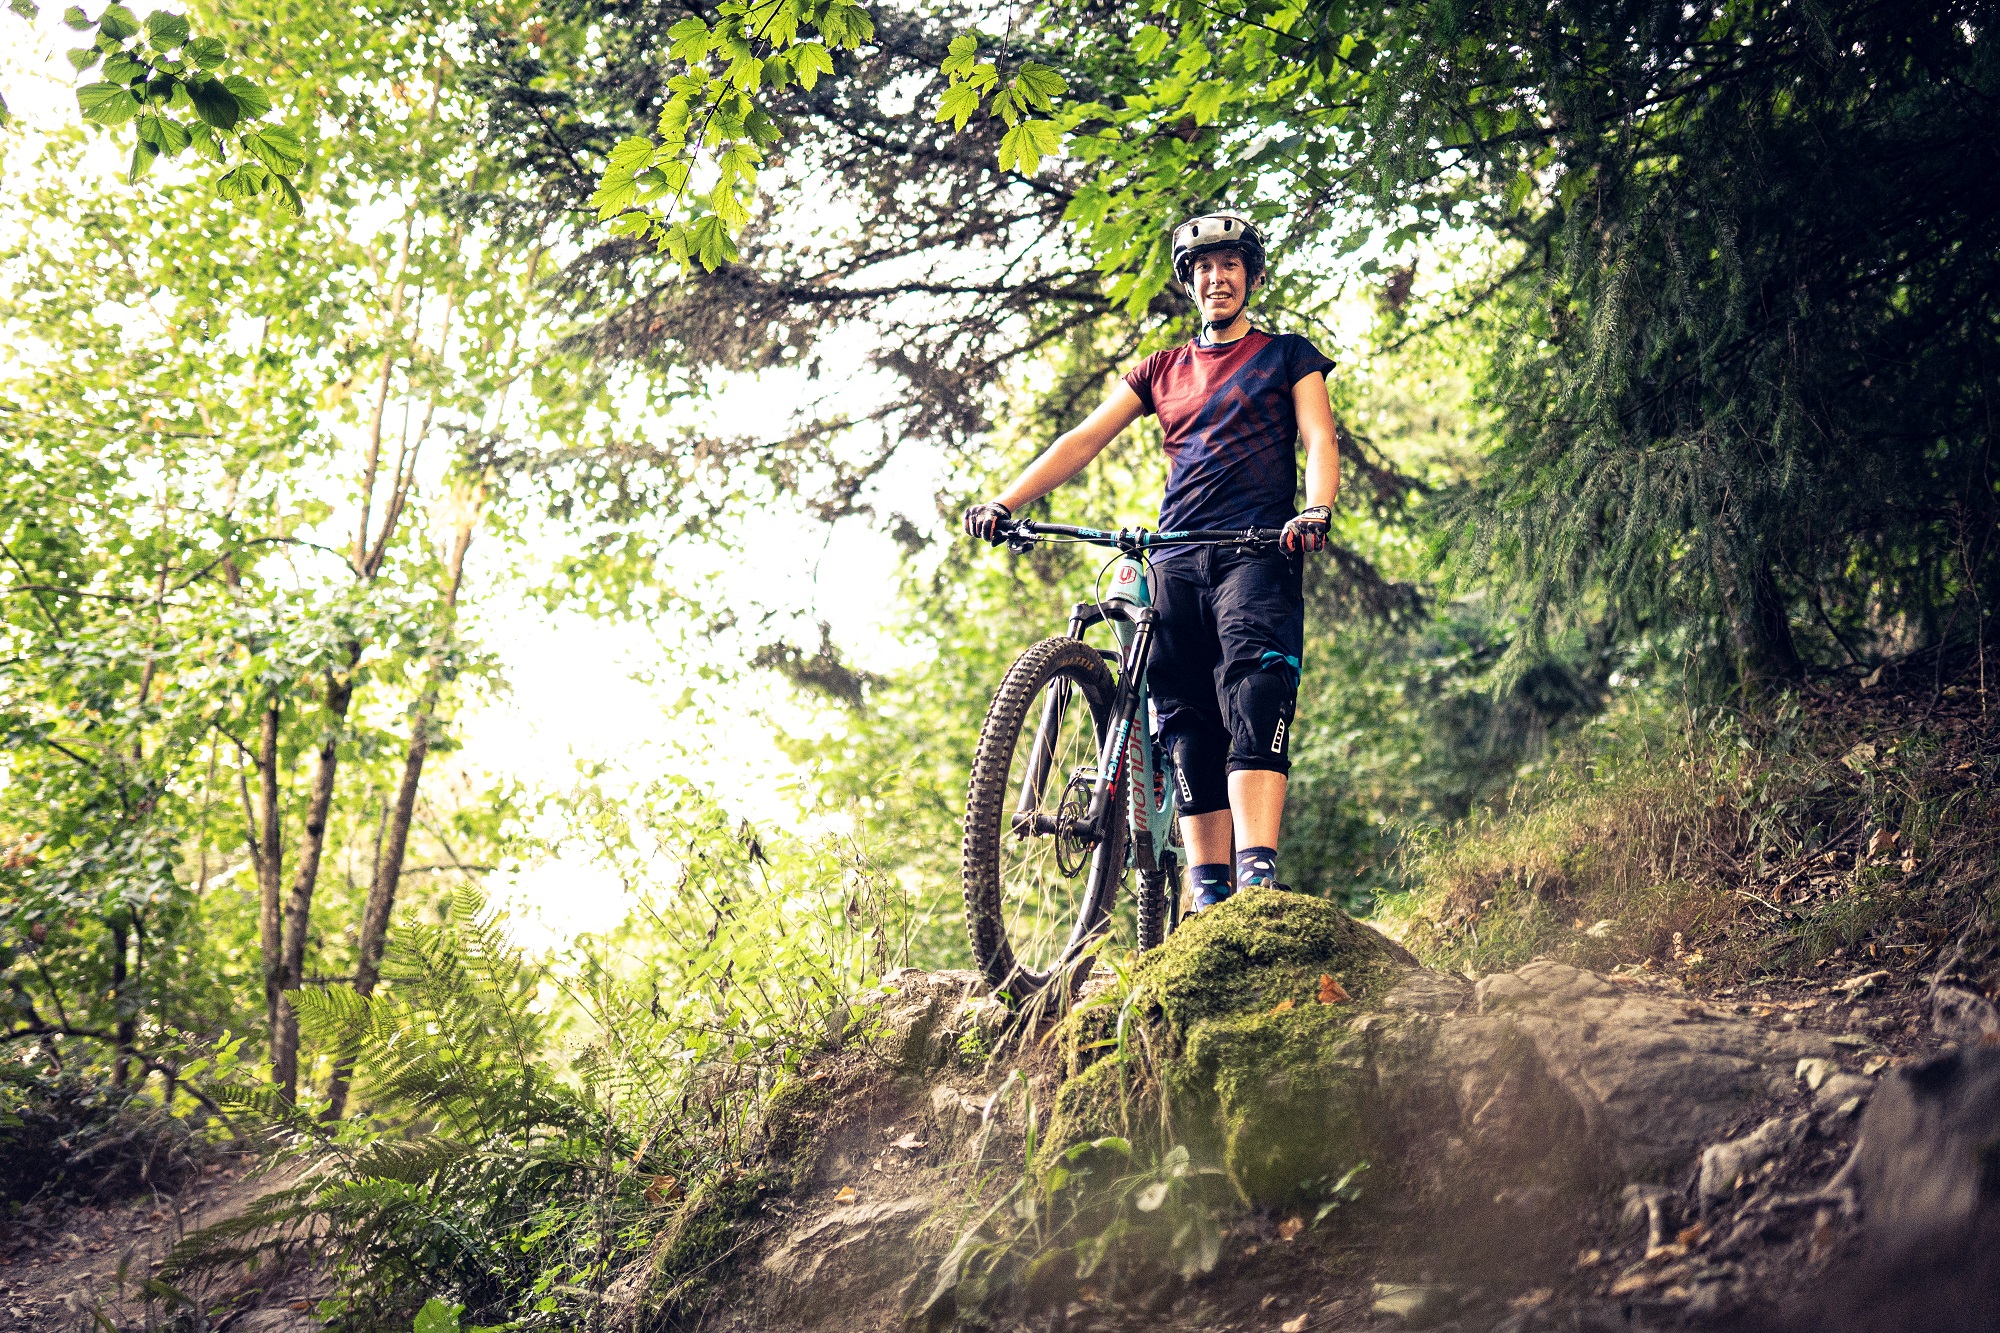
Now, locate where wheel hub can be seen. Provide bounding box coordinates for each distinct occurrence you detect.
[1054,768,1099,877]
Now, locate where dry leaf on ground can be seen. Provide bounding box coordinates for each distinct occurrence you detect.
[1317,974,1350,1004]
[833,1186,856,1203]
[1277,1216,1304,1241]
[1271,998,1295,1013]
[1281,1315,1310,1332]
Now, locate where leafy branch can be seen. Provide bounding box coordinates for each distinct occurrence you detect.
[589,0,875,271]
[57,1,306,211]
[934,35,1068,176]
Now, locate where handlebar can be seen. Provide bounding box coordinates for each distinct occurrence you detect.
[994,519,1282,553]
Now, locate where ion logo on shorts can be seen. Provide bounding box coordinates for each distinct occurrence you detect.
[1270,717,1287,754]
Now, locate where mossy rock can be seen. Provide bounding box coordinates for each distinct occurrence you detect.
[1139,888,1413,1035]
[637,1168,772,1327]
[1050,890,1417,1205]
[1177,1005,1375,1203]
[761,1074,834,1191]
[1048,1051,1149,1161]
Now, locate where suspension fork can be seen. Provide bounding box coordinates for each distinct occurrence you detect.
[1081,604,1157,838]
[1011,607,1097,835]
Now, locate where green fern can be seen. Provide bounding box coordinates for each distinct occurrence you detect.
[172,890,640,1329]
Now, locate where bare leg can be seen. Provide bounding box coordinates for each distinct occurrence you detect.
[1179,808,1233,866]
[1229,770,1287,850]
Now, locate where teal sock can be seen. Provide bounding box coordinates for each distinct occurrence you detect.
[1191,863,1233,908]
[1235,846,1278,889]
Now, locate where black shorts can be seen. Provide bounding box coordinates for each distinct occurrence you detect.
[1148,546,1305,817]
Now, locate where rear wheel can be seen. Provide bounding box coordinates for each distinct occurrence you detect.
[963,637,1129,1002]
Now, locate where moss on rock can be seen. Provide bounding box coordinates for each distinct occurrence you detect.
[1180,1006,1375,1203]
[636,1168,772,1328]
[1140,888,1412,1035]
[1047,1049,1147,1157]
[761,1074,834,1191]
[1048,890,1418,1205]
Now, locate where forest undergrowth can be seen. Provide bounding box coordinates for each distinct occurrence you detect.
[1382,648,2000,995]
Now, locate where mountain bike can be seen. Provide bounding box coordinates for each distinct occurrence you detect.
[960,518,1284,1000]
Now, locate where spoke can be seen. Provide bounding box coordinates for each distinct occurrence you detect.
[1000,666,1101,974]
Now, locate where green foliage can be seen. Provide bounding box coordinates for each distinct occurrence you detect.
[589,0,877,269]
[167,889,638,1328]
[934,35,1067,174]
[1377,687,1752,978]
[0,1062,204,1203]
[1378,660,2000,985]
[61,1,306,208]
[1026,0,2000,681]
[164,775,901,1327]
[551,0,1998,689]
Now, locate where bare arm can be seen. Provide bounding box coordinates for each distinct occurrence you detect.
[992,383,1148,511]
[1293,372,1341,511]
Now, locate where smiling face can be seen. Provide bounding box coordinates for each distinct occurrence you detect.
[1191,249,1259,330]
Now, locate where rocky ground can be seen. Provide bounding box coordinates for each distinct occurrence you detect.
[8,927,1990,1333]
[616,890,1998,1333]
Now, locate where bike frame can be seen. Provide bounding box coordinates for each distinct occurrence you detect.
[1005,521,1282,879]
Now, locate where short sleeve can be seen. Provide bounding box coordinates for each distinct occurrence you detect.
[1282,334,1335,387]
[1122,352,1162,416]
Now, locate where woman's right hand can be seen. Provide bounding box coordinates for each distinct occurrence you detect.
[963,500,1012,544]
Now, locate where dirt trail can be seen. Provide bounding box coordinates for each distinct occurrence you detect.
[0,1156,316,1332]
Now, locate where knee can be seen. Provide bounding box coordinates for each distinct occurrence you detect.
[1163,726,1230,816]
[1225,668,1297,772]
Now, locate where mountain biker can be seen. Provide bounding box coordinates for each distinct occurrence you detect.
[964,211,1341,913]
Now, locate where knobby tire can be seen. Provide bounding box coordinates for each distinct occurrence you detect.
[962,636,1128,1002]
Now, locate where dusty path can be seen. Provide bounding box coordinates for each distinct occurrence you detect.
[0,1156,317,1332]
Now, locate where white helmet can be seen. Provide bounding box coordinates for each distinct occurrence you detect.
[1171,212,1267,288]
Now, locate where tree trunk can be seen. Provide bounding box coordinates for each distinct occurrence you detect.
[1718,548,1803,693]
[256,697,284,1047]
[325,513,475,1120]
[1736,558,1803,688]
[272,660,358,1102]
[109,921,131,1087]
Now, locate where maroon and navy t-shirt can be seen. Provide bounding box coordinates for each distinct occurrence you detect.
[1122,329,1335,544]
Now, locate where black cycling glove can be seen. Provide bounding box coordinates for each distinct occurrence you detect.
[1281,504,1331,554]
[964,500,1012,544]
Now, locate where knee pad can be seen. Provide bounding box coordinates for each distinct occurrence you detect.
[1225,668,1297,772]
[1163,726,1230,816]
